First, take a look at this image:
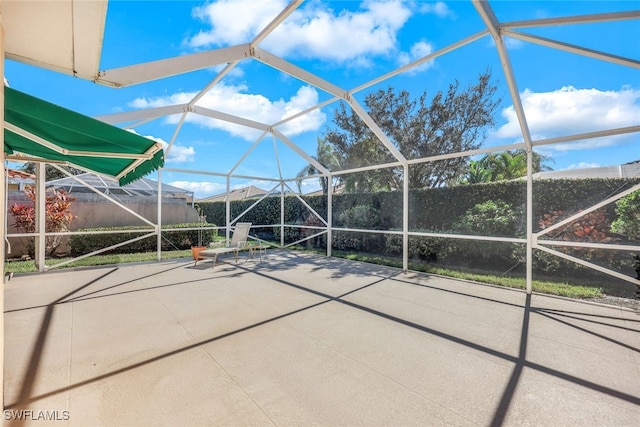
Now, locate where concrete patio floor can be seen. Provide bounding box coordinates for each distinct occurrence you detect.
[3,250,640,426]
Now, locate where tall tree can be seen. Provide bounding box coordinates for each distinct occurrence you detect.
[20,162,84,182]
[323,70,501,191]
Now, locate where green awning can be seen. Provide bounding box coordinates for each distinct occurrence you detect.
[4,87,164,185]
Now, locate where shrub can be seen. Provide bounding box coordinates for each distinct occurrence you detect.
[455,200,523,236]
[385,233,448,262]
[611,191,640,240]
[337,205,381,228]
[69,223,217,256]
[332,205,383,252]
[440,201,521,269]
[9,186,76,256]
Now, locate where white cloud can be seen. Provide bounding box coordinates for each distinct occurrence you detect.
[165,145,196,163]
[169,181,224,198]
[419,1,453,18]
[488,36,524,50]
[189,0,287,47]
[566,162,601,170]
[504,36,524,50]
[130,83,326,141]
[142,134,195,163]
[397,40,435,73]
[186,0,414,65]
[125,130,196,163]
[496,86,640,151]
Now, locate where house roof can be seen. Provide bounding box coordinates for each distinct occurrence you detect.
[533,159,640,180]
[6,168,35,180]
[197,186,268,203]
[47,172,192,198]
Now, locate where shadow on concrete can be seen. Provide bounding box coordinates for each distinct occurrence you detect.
[489,294,531,427]
[6,268,119,418]
[4,272,388,409]
[6,256,640,420]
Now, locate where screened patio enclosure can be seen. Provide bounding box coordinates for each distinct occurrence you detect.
[3,0,640,297]
[1,0,640,420]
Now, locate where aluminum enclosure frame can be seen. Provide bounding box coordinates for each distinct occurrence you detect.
[89,2,638,295]
[6,1,640,290]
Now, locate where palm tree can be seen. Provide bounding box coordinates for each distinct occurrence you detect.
[457,149,554,185]
[484,151,528,180]
[295,137,343,194]
[457,159,492,184]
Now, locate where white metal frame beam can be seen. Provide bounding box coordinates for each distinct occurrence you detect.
[351,30,489,94]
[346,96,408,166]
[95,104,188,125]
[251,0,303,46]
[95,44,252,87]
[503,30,640,69]
[251,47,346,99]
[503,10,640,29]
[473,0,535,293]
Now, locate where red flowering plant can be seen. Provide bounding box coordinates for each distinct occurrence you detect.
[538,208,617,262]
[9,186,76,257]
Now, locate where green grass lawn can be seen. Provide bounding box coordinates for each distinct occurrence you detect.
[5,249,193,274]
[5,247,609,300]
[336,252,605,299]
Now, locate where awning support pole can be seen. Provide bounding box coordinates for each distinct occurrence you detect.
[157,169,162,261]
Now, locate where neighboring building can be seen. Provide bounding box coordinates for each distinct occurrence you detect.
[6,172,200,258]
[305,184,345,197]
[533,159,640,180]
[41,172,198,229]
[48,173,194,204]
[6,168,35,191]
[198,186,268,203]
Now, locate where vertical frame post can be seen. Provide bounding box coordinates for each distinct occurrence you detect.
[225,175,231,243]
[35,163,46,272]
[280,181,285,247]
[526,148,533,294]
[157,168,162,261]
[327,175,333,257]
[403,165,409,272]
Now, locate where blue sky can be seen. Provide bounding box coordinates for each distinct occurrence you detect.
[5,0,640,198]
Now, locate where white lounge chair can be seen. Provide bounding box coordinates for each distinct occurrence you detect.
[194,222,252,268]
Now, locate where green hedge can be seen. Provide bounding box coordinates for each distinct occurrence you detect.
[199,179,637,233]
[69,223,218,256]
[194,179,640,281]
